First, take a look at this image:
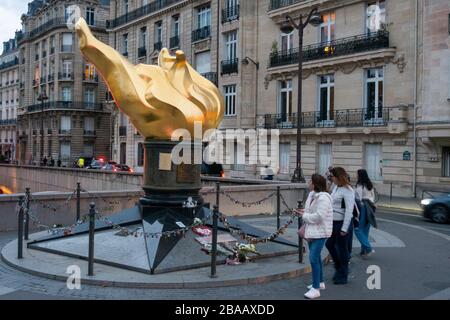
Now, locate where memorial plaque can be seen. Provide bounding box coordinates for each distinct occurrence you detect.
[158,153,172,171]
[176,163,198,183]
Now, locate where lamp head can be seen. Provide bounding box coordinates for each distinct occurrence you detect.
[280,18,294,34]
[309,12,323,27]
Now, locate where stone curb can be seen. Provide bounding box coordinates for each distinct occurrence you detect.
[1,238,330,289]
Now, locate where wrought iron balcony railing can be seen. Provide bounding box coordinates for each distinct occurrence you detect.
[192,26,211,42]
[48,74,55,82]
[40,77,47,84]
[58,72,74,81]
[201,72,218,86]
[84,130,96,136]
[0,119,17,126]
[138,46,147,57]
[170,36,180,49]
[59,129,71,135]
[154,41,163,51]
[107,0,181,29]
[269,31,389,68]
[119,126,127,136]
[0,57,19,71]
[61,45,73,53]
[269,0,306,11]
[27,101,103,113]
[19,18,106,42]
[262,107,391,129]
[221,58,239,75]
[82,73,99,82]
[222,5,240,23]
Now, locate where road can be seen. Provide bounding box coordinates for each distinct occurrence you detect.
[0,208,448,300]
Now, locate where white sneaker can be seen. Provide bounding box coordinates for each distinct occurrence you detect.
[307,282,325,290]
[304,288,321,299]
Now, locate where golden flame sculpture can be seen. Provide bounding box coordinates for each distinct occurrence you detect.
[75,18,224,140]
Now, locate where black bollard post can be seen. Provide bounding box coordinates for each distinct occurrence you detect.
[76,182,81,222]
[210,205,218,278]
[24,188,30,240]
[276,186,281,230]
[88,202,96,276]
[297,200,304,263]
[215,182,220,209]
[17,197,24,259]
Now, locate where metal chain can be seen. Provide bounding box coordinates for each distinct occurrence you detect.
[219,190,276,207]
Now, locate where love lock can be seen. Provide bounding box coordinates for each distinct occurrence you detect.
[182,197,197,208]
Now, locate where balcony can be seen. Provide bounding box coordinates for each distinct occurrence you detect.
[26,101,103,113]
[58,72,74,81]
[48,74,55,82]
[222,5,240,23]
[119,126,127,137]
[59,129,71,135]
[201,72,218,86]
[192,26,211,42]
[42,51,47,58]
[61,45,74,53]
[154,41,162,51]
[106,0,181,29]
[269,0,305,11]
[32,79,39,87]
[0,57,19,71]
[221,58,239,75]
[138,46,147,58]
[40,76,47,84]
[0,119,17,126]
[50,47,55,55]
[269,31,390,68]
[83,73,99,82]
[262,107,392,129]
[84,130,96,136]
[169,36,180,49]
[19,18,106,43]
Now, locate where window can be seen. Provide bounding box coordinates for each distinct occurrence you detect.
[155,21,163,43]
[318,74,335,122]
[137,142,144,167]
[83,143,94,157]
[278,80,292,124]
[65,6,75,23]
[365,68,384,120]
[61,87,72,102]
[279,143,290,174]
[197,5,211,28]
[172,16,180,37]
[86,7,95,26]
[122,34,128,55]
[50,35,55,52]
[367,0,386,33]
[365,143,383,180]
[120,142,126,164]
[84,63,96,80]
[139,27,147,48]
[123,0,129,14]
[61,33,73,52]
[320,13,335,43]
[281,31,294,52]
[60,141,71,160]
[195,51,211,74]
[85,88,95,104]
[84,117,95,132]
[62,59,72,77]
[232,141,245,171]
[224,85,237,116]
[318,143,332,176]
[60,116,71,131]
[443,147,450,177]
[225,31,238,60]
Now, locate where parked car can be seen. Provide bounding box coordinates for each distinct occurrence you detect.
[421,194,450,224]
[86,158,106,169]
[101,163,133,173]
[201,162,224,177]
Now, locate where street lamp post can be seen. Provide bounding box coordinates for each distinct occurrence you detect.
[280,9,322,183]
[37,92,48,165]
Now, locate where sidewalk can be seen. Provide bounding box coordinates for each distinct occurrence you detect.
[376,195,422,213]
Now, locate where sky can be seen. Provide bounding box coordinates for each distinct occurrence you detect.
[0,0,29,53]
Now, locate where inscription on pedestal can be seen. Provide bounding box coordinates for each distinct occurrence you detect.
[176,163,198,183]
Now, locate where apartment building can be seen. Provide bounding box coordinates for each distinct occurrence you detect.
[0,35,20,162]
[16,0,112,167]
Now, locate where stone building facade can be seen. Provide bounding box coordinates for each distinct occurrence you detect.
[108,0,449,196]
[0,35,20,162]
[17,0,112,167]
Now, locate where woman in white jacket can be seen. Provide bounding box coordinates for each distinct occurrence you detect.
[297,174,333,299]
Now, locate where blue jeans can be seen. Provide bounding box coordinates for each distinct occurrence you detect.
[354,205,372,253]
[308,238,326,289]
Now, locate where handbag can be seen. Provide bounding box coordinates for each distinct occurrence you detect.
[297,224,306,239]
